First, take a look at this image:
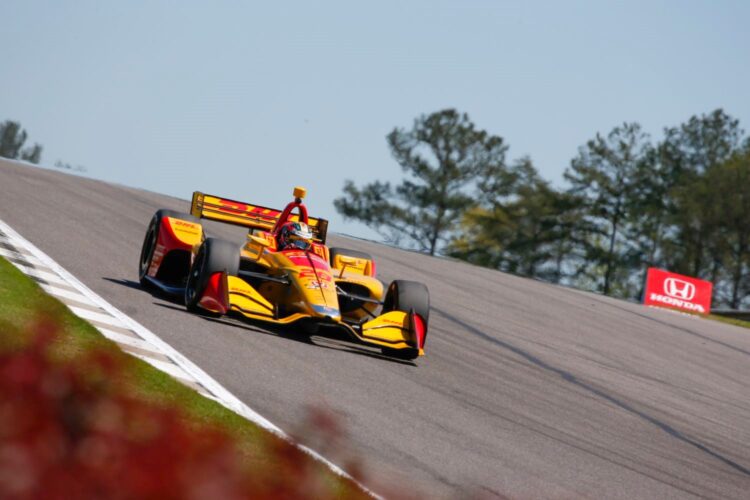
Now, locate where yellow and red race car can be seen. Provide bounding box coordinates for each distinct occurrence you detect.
[138,187,429,361]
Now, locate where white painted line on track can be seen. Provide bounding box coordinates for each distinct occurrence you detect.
[128,354,198,381]
[0,246,45,266]
[0,246,24,260]
[97,327,164,353]
[68,305,128,328]
[37,283,101,306]
[16,265,71,287]
[0,218,378,498]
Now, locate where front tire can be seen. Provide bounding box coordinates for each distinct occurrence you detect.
[381,280,430,360]
[138,209,200,286]
[185,238,240,315]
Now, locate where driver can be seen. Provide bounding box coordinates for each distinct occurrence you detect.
[277,221,313,251]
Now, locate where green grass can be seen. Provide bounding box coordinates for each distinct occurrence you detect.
[0,256,367,497]
[707,313,750,330]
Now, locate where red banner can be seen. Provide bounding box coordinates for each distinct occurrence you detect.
[643,268,712,314]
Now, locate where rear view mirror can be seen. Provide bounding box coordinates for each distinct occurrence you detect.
[248,235,271,248]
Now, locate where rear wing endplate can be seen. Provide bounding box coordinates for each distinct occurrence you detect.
[190,192,328,243]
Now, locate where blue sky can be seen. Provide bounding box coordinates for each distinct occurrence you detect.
[2,1,749,239]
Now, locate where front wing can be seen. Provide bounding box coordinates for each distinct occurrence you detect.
[197,273,425,355]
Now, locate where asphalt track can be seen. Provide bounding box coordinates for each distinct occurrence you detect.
[2,159,750,499]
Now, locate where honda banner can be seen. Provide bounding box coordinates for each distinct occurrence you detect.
[643,267,712,314]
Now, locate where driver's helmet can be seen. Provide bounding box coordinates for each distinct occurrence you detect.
[278,221,313,251]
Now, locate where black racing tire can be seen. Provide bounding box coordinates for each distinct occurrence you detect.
[382,280,430,325]
[329,247,374,274]
[381,280,430,360]
[185,238,240,315]
[138,209,200,286]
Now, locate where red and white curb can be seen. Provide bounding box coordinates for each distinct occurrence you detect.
[0,219,378,498]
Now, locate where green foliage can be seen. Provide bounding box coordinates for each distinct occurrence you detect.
[448,158,579,282]
[659,109,743,280]
[708,312,750,330]
[687,144,750,307]
[0,257,370,498]
[338,107,749,308]
[0,120,43,164]
[54,159,87,172]
[335,109,507,255]
[564,122,653,295]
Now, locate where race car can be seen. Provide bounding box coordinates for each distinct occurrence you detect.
[138,187,429,361]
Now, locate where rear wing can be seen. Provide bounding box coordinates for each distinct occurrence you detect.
[190,192,329,243]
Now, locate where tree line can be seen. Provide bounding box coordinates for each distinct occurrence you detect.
[335,109,750,309]
[1,119,86,171]
[0,120,43,164]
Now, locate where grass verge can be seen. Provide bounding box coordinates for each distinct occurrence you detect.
[0,256,369,498]
[707,313,750,330]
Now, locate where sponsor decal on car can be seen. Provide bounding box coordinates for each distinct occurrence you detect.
[304,280,330,290]
[167,217,201,237]
[381,318,403,326]
[173,219,197,228]
[311,305,340,317]
[643,267,712,315]
[299,269,332,282]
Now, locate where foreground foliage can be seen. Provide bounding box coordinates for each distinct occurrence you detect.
[0,258,368,499]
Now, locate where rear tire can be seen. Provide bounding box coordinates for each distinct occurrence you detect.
[381,280,430,360]
[138,209,200,286]
[185,238,240,315]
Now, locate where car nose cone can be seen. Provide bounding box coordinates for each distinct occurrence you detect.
[311,304,341,321]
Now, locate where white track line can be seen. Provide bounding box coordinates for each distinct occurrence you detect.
[68,305,129,327]
[0,246,42,264]
[98,328,164,353]
[132,355,199,381]
[13,263,70,287]
[0,219,377,498]
[37,284,100,306]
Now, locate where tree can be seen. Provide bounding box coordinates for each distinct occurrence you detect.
[607,145,670,299]
[564,122,653,296]
[659,109,743,280]
[334,109,508,255]
[447,157,579,281]
[22,144,42,163]
[0,120,26,159]
[444,155,521,270]
[0,120,43,164]
[703,144,750,308]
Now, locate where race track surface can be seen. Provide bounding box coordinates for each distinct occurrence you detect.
[2,159,750,499]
